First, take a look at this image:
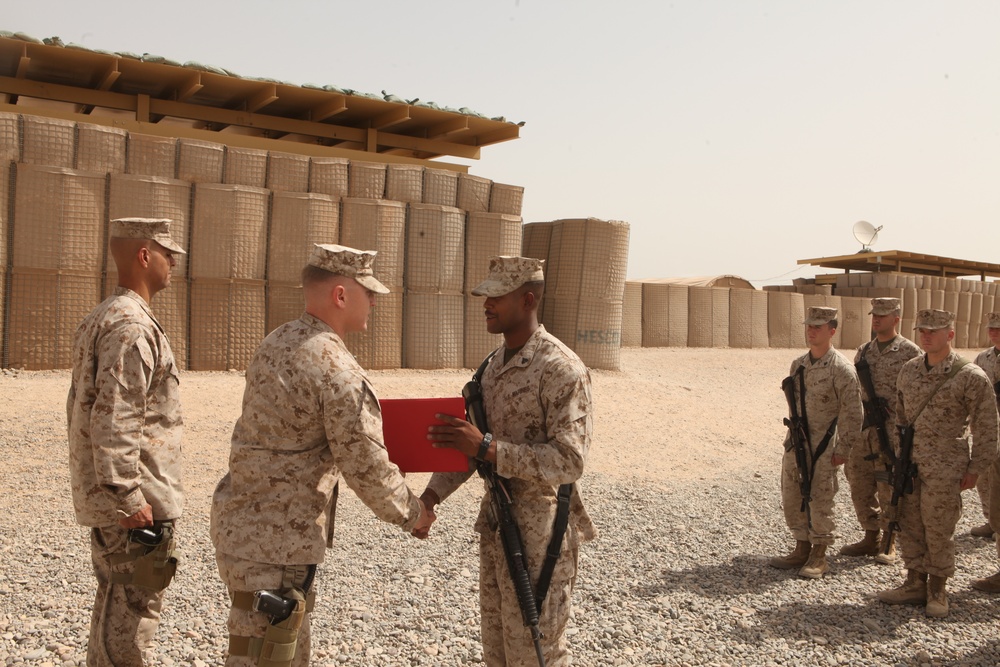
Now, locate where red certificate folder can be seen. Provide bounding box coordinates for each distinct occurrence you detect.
[380,397,470,473]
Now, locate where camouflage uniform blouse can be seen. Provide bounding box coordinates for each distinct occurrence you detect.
[974,347,1000,388]
[428,325,597,543]
[854,335,922,444]
[66,287,184,527]
[210,313,422,565]
[896,350,999,476]
[784,348,864,459]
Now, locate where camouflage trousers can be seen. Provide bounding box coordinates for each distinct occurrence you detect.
[976,464,992,522]
[781,446,838,545]
[898,469,964,577]
[88,523,171,667]
[989,457,1000,559]
[480,525,579,667]
[844,430,893,532]
[215,552,313,667]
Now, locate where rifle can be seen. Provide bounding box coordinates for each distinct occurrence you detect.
[855,355,897,468]
[882,424,917,554]
[782,369,814,530]
[463,357,546,667]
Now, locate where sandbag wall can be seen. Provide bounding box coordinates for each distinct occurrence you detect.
[0,111,527,370]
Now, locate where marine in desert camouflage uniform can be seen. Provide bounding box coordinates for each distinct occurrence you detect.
[769,306,864,579]
[971,311,1000,592]
[420,256,596,667]
[841,297,920,564]
[66,218,186,667]
[877,309,999,617]
[210,244,433,667]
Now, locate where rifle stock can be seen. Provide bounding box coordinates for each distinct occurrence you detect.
[882,423,917,554]
[782,374,813,529]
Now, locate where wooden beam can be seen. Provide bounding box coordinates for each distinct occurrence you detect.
[310,95,347,122]
[427,116,469,139]
[371,105,410,130]
[366,128,377,152]
[96,63,120,91]
[475,124,520,146]
[176,72,203,102]
[136,94,150,123]
[246,83,278,113]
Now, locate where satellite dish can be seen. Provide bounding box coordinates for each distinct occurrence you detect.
[853,220,883,252]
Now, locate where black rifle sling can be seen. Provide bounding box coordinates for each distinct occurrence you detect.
[797,364,837,475]
[473,350,575,613]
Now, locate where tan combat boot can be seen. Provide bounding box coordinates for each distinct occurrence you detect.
[971,522,995,538]
[873,538,897,565]
[925,575,949,618]
[970,570,1000,594]
[768,540,811,570]
[839,530,880,557]
[877,569,927,605]
[798,544,828,579]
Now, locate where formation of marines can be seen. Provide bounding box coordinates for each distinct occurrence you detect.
[770,299,1000,620]
[65,216,1000,665]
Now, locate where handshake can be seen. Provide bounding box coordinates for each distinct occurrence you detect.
[410,489,440,540]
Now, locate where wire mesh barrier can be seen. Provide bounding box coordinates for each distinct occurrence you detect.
[268,192,340,283]
[404,292,464,369]
[177,138,225,184]
[621,281,643,348]
[385,164,424,203]
[189,278,265,371]
[309,157,349,198]
[21,115,75,168]
[76,123,127,174]
[422,168,458,207]
[190,184,269,281]
[348,161,387,199]
[0,113,19,163]
[265,281,303,337]
[456,173,491,213]
[223,146,268,188]
[267,151,311,194]
[728,288,769,349]
[642,284,689,348]
[126,134,177,179]
[488,182,524,216]
[688,287,730,349]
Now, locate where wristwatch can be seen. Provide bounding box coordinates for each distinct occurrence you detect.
[476,432,493,462]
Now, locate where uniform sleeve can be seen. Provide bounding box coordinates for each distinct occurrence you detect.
[833,362,865,458]
[91,323,152,519]
[495,362,591,486]
[965,371,1000,477]
[323,374,422,531]
[426,469,475,504]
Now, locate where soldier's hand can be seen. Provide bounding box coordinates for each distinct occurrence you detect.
[411,497,436,539]
[119,504,154,529]
[960,472,979,491]
[427,414,483,458]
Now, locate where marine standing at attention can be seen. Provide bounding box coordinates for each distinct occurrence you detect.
[770,306,864,579]
[67,218,186,666]
[877,309,999,617]
[841,297,920,564]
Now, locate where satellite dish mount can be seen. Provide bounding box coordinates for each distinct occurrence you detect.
[853,221,883,253]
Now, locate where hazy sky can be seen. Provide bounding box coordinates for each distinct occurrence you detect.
[6,1,999,285]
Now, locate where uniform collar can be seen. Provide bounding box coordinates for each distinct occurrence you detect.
[114,286,163,331]
[498,324,547,370]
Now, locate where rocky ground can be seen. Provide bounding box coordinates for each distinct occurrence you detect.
[1,347,999,666]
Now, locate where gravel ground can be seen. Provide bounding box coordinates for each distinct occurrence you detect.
[1,347,999,667]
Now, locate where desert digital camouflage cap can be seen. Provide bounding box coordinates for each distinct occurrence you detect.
[803,306,838,326]
[914,309,955,330]
[308,243,389,294]
[110,218,186,254]
[471,256,545,297]
[985,312,1000,329]
[869,297,901,316]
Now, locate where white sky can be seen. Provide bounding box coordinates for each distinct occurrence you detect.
[6,1,999,285]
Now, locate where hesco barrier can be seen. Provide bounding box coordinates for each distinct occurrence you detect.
[728,288,768,349]
[688,286,730,348]
[386,164,424,203]
[463,212,522,367]
[620,281,643,348]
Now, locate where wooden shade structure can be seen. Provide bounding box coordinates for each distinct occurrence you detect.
[799,250,1000,282]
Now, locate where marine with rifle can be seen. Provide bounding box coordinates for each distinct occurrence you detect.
[420,256,595,666]
[769,306,864,579]
[877,309,998,618]
[970,311,1000,592]
[842,297,920,564]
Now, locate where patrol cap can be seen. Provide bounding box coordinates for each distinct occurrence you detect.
[803,306,838,326]
[471,256,545,297]
[985,312,1000,329]
[869,297,901,316]
[110,217,186,254]
[307,243,389,294]
[914,309,955,330]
